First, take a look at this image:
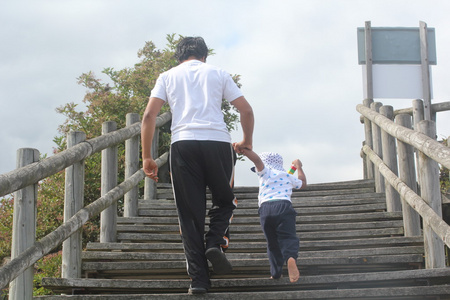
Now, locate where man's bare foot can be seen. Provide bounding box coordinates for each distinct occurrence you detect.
[287,257,300,283]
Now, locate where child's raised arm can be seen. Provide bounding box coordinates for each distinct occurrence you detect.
[292,159,307,189]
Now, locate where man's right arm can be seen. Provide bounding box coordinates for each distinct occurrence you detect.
[141,97,165,182]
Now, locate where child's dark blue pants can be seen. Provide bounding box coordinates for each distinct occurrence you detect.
[259,200,299,279]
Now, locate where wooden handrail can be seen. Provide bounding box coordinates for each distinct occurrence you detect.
[358,101,450,123]
[1,111,171,293]
[359,100,449,268]
[394,101,450,116]
[0,152,168,290]
[362,145,450,248]
[356,104,450,169]
[0,112,171,197]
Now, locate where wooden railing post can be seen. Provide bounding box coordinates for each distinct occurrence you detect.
[413,99,425,184]
[124,113,140,217]
[363,99,374,180]
[100,121,118,243]
[62,131,86,279]
[395,114,421,236]
[380,105,402,212]
[144,128,159,200]
[419,21,432,122]
[361,142,368,180]
[364,21,374,100]
[9,148,39,300]
[417,120,445,268]
[447,136,450,195]
[412,99,425,128]
[370,102,385,193]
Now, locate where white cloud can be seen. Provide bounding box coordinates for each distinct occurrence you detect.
[1,0,449,190]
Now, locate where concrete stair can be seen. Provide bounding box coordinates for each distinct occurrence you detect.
[36,179,450,299]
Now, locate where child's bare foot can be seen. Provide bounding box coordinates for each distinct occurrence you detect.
[287,257,300,283]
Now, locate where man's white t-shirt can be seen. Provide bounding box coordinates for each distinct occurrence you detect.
[150,60,243,144]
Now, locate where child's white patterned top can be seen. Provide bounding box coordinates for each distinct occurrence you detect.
[256,166,303,207]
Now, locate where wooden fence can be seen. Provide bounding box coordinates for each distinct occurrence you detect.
[357,99,450,269]
[1,98,449,299]
[0,112,171,299]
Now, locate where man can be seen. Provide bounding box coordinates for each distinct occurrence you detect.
[141,36,254,295]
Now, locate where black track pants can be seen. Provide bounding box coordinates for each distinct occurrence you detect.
[169,140,237,289]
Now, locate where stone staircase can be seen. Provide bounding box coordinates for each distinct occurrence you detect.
[37,179,450,299]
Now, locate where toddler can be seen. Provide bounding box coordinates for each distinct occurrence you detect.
[241,149,306,282]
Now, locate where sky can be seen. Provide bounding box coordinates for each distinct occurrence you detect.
[1,0,450,187]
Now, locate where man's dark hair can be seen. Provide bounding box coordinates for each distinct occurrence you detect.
[175,37,209,63]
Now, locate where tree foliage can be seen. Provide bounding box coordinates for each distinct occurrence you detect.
[0,197,14,262]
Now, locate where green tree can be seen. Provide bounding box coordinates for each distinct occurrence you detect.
[0,197,14,262]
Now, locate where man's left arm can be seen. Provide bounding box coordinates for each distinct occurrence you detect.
[231,96,254,153]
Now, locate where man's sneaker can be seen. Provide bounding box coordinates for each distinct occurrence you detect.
[188,285,208,295]
[205,247,232,275]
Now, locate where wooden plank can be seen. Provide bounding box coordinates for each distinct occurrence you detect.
[82,254,423,271]
[156,187,378,201]
[117,211,404,225]
[139,193,386,209]
[138,203,387,217]
[81,246,423,262]
[86,236,424,253]
[116,220,403,234]
[40,268,450,294]
[117,227,404,242]
[32,285,450,299]
[156,179,375,194]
